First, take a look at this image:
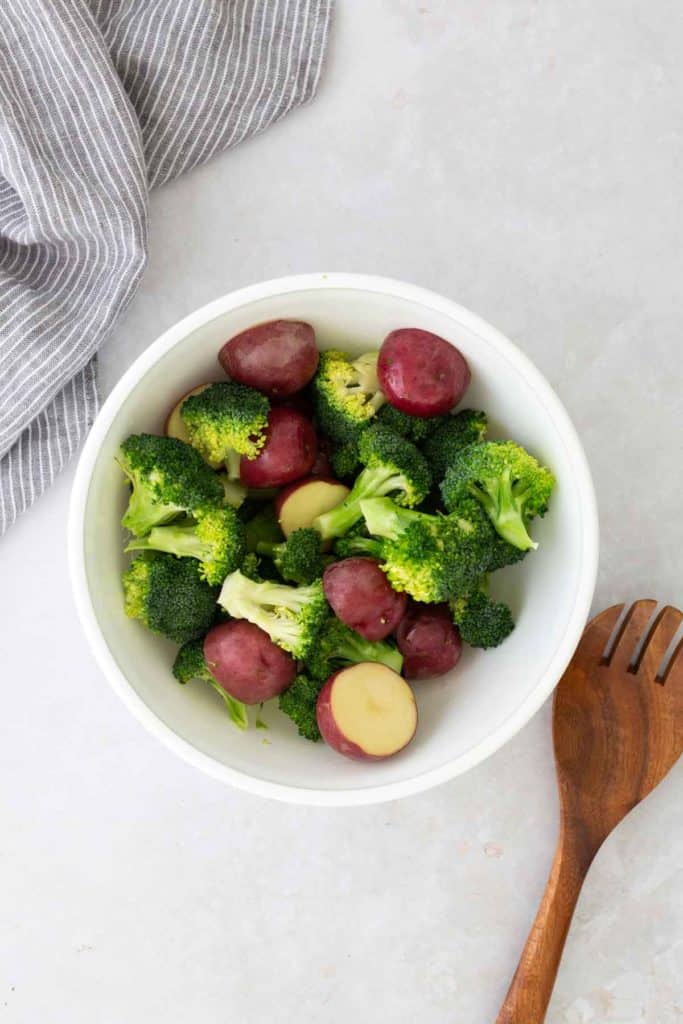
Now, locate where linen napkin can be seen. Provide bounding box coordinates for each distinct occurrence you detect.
[0,0,332,535]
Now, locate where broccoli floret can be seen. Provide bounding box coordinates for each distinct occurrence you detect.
[278,674,322,741]
[377,404,446,443]
[441,441,555,551]
[244,504,283,552]
[304,618,404,681]
[118,433,224,537]
[125,506,245,585]
[329,439,360,480]
[257,528,324,584]
[180,382,270,473]
[451,584,515,649]
[313,424,431,540]
[172,638,247,729]
[122,552,217,643]
[312,350,386,442]
[218,571,328,660]
[440,494,528,574]
[421,409,488,481]
[240,551,263,581]
[359,497,491,603]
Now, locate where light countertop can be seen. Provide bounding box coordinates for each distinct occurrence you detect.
[1,3,681,1021]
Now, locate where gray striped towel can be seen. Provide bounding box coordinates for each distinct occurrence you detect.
[0,0,332,536]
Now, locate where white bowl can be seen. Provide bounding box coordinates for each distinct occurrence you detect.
[68,274,598,806]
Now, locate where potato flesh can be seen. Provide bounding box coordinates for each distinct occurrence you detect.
[165,383,211,445]
[331,664,417,757]
[279,479,349,537]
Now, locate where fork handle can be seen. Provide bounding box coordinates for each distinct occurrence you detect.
[496,833,595,1023]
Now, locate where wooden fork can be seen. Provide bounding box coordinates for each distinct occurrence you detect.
[496,600,683,1023]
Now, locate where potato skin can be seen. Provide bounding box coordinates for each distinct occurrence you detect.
[203,620,296,704]
[323,558,407,641]
[396,603,462,680]
[239,407,317,488]
[219,320,319,398]
[315,672,382,761]
[378,328,470,416]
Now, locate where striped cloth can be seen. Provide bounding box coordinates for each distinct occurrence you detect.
[0,0,332,535]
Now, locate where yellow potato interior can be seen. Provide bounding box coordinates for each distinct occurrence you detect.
[280,479,349,536]
[331,663,417,757]
[165,383,211,444]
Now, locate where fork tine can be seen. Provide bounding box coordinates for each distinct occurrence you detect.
[578,604,625,663]
[604,599,658,670]
[634,605,683,677]
[659,635,683,687]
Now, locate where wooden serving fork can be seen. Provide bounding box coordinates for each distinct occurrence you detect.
[496,600,683,1023]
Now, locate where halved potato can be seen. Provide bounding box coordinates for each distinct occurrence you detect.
[316,663,417,761]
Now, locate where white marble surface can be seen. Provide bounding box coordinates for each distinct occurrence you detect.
[2,2,682,1021]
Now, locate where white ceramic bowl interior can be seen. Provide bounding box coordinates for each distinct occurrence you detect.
[69,274,598,805]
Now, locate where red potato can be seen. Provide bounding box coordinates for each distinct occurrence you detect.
[309,438,333,478]
[203,620,296,704]
[378,328,471,417]
[164,383,211,444]
[316,663,417,761]
[275,476,350,537]
[219,319,319,397]
[323,558,407,641]
[273,391,315,419]
[396,603,462,680]
[239,407,317,489]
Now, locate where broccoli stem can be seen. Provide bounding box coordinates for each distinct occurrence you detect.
[224,449,242,482]
[359,496,412,539]
[334,631,403,675]
[126,522,210,562]
[118,462,180,536]
[255,541,278,558]
[348,353,386,410]
[314,466,410,540]
[335,535,383,558]
[207,679,248,729]
[469,467,537,552]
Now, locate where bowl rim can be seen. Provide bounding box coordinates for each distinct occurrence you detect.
[68,272,599,806]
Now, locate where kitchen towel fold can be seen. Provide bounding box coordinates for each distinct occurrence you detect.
[0,0,332,535]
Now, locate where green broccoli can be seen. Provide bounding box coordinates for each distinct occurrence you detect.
[359,497,492,603]
[329,439,360,480]
[304,617,404,681]
[447,494,529,573]
[218,474,247,508]
[332,520,381,559]
[125,506,245,585]
[333,534,382,559]
[421,409,488,481]
[180,382,270,474]
[122,552,217,643]
[312,350,386,442]
[441,441,555,551]
[278,674,323,741]
[117,433,224,537]
[172,638,248,729]
[244,504,283,552]
[256,528,325,584]
[451,584,515,649]
[240,551,263,581]
[376,403,446,443]
[218,570,328,660]
[341,493,526,579]
[313,424,431,540]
